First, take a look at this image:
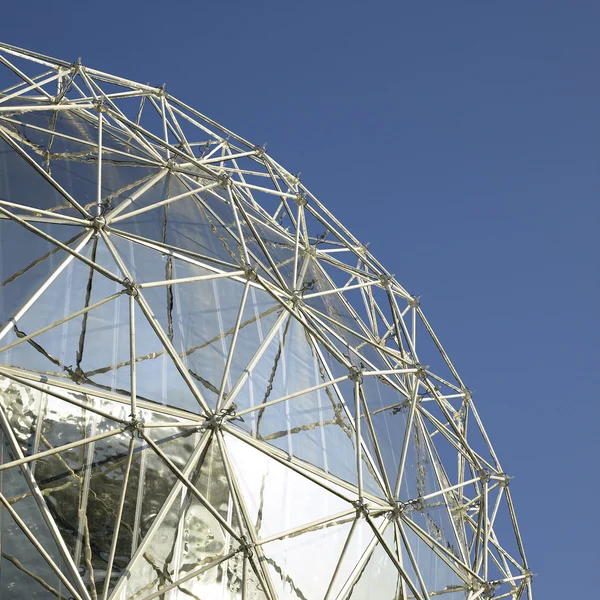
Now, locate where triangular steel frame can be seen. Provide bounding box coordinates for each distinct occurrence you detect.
[0,42,532,600]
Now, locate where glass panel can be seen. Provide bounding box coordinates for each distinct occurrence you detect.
[263,517,353,600]
[237,204,297,288]
[112,235,282,411]
[111,173,244,268]
[0,220,85,340]
[224,432,351,540]
[347,521,401,600]
[319,343,411,500]
[401,523,468,598]
[324,516,379,600]
[121,436,241,600]
[0,236,128,392]
[2,108,162,217]
[0,376,200,598]
[233,315,383,496]
[0,136,81,218]
[0,428,79,599]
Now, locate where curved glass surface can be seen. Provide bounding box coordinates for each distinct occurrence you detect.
[0,43,530,600]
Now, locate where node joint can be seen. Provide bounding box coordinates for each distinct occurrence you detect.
[243,264,258,282]
[253,144,267,157]
[379,274,394,288]
[239,535,254,558]
[348,365,364,384]
[352,498,370,517]
[218,172,231,188]
[414,364,429,380]
[93,99,107,113]
[122,278,139,298]
[126,417,144,438]
[408,295,420,308]
[390,501,407,520]
[90,214,106,232]
[478,469,492,483]
[206,404,238,430]
[294,192,307,207]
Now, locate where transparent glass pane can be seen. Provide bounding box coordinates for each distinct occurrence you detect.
[263,517,353,600]
[0,428,79,599]
[121,436,241,600]
[224,432,351,540]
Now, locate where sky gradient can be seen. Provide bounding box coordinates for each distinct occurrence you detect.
[2,2,599,598]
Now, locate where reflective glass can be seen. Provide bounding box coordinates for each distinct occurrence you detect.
[0,47,530,600]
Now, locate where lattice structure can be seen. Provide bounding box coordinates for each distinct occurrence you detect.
[0,42,531,600]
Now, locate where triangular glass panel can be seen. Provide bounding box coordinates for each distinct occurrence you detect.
[223,431,352,541]
[121,244,281,411]
[133,552,248,600]
[236,201,297,289]
[0,236,127,390]
[399,421,465,571]
[262,516,355,600]
[0,134,84,218]
[231,314,383,496]
[323,516,380,600]
[0,219,86,333]
[316,358,398,500]
[2,108,163,217]
[118,433,243,600]
[0,427,83,599]
[301,255,374,343]
[110,172,243,269]
[35,422,197,597]
[130,296,203,412]
[347,520,402,600]
[399,520,469,598]
[0,381,199,597]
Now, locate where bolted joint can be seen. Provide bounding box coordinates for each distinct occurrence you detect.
[356,243,369,257]
[348,365,363,384]
[499,473,512,488]
[206,404,238,429]
[244,264,258,282]
[407,497,425,512]
[90,214,106,231]
[294,192,307,207]
[478,469,492,483]
[522,568,533,582]
[93,99,107,113]
[218,172,231,188]
[379,273,394,288]
[389,501,407,520]
[462,388,473,402]
[122,278,139,298]
[482,581,496,598]
[290,291,303,307]
[408,295,420,308]
[239,536,254,558]
[253,144,267,157]
[352,498,370,517]
[126,417,144,438]
[414,364,429,380]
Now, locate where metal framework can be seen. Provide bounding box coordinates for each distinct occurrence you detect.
[0,42,531,600]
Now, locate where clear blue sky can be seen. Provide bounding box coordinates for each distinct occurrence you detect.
[3,2,598,597]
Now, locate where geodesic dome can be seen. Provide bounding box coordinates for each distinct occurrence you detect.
[0,42,531,600]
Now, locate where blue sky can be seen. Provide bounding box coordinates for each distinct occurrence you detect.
[3,2,599,597]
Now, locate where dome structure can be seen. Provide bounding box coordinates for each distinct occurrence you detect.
[0,42,531,600]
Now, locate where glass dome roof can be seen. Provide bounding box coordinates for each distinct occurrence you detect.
[0,42,531,600]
